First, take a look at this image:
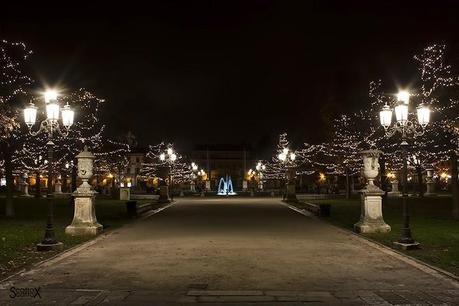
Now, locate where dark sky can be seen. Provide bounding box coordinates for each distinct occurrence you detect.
[2,1,459,155]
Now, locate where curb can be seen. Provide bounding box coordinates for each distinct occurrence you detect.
[0,201,175,285]
[281,201,459,288]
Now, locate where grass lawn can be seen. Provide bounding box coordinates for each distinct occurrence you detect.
[0,196,156,278]
[296,195,459,276]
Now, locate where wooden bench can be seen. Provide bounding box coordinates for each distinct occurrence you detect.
[126,201,153,218]
[303,202,331,217]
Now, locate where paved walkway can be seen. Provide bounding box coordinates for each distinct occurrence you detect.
[1,198,458,305]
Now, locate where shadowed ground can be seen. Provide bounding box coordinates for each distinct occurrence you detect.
[1,198,458,305]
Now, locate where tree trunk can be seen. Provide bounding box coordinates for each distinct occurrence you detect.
[345,167,350,199]
[451,151,459,220]
[416,166,424,197]
[35,170,41,198]
[4,148,15,217]
[71,161,77,193]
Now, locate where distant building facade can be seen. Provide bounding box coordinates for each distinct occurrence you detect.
[124,147,147,189]
[191,145,255,191]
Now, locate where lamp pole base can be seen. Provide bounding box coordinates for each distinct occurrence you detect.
[37,241,63,252]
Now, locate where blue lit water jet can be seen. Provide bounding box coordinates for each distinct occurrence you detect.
[217,175,236,195]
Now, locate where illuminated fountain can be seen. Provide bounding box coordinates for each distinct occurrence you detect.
[217,175,236,195]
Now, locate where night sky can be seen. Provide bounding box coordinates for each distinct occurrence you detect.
[2,1,459,155]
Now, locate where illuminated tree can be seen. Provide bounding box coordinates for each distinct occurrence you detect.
[0,39,33,216]
[140,142,191,184]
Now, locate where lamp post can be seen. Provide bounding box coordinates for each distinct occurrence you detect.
[278,147,297,201]
[190,162,198,193]
[198,169,206,196]
[24,90,74,251]
[159,147,177,202]
[379,90,430,249]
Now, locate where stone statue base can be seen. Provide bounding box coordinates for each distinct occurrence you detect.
[354,189,391,234]
[54,182,62,194]
[119,187,130,201]
[66,192,103,236]
[425,182,436,197]
[158,185,171,203]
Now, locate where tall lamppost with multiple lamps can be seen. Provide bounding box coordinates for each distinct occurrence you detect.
[23,90,74,251]
[255,161,266,191]
[197,169,206,196]
[278,148,297,201]
[159,147,177,202]
[379,90,431,249]
[190,162,199,193]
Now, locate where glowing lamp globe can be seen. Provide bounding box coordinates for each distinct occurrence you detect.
[394,103,408,125]
[379,104,392,129]
[278,153,286,161]
[44,90,58,103]
[416,103,430,127]
[283,148,289,155]
[290,153,296,161]
[167,148,173,155]
[159,153,166,161]
[24,103,37,127]
[46,101,60,121]
[170,153,177,161]
[61,103,74,128]
[397,90,410,104]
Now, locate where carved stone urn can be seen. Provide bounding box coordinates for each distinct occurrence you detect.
[361,149,382,192]
[66,146,102,236]
[76,147,95,194]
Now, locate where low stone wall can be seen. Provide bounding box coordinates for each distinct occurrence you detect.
[131,194,160,200]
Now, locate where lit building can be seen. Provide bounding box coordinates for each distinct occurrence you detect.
[191,144,255,191]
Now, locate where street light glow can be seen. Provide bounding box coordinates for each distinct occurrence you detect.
[397,90,410,104]
[44,90,58,103]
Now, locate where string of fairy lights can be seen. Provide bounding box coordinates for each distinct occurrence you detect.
[1,40,458,187]
[267,45,458,182]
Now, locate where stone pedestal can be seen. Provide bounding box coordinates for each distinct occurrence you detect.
[388,180,401,197]
[21,182,32,197]
[190,181,196,192]
[205,181,211,191]
[119,187,130,201]
[158,185,171,203]
[355,149,391,233]
[66,192,103,236]
[54,181,62,194]
[354,190,391,233]
[179,190,184,197]
[66,147,102,236]
[242,180,248,191]
[425,169,436,196]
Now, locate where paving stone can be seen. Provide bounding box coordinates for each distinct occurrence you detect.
[197,295,275,303]
[188,290,263,296]
[376,291,410,305]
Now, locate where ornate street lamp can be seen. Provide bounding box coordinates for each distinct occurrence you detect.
[197,168,206,196]
[379,90,430,249]
[249,161,266,191]
[278,147,297,201]
[158,146,177,202]
[24,90,74,251]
